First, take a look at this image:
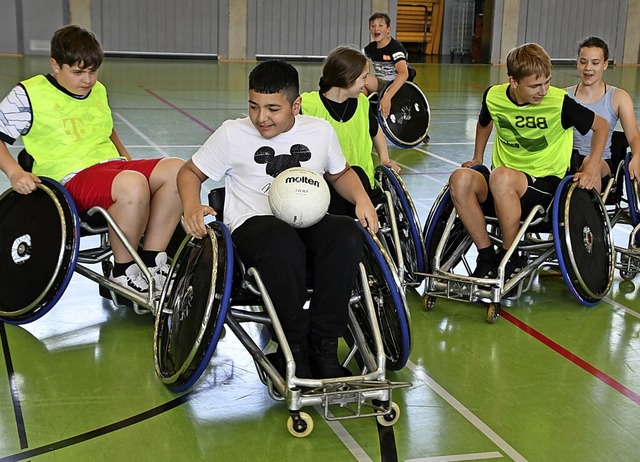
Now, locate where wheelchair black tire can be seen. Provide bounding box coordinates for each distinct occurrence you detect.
[553,177,614,305]
[374,165,426,285]
[377,81,430,148]
[154,222,234,392]
[0,178,80,324]
[350,227,411,370]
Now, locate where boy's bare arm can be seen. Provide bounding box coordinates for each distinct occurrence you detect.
[463,121,492,167]
[109,129,132,160]
[378,61,409,118]
[177,160,215,238]
[0,142,40,194]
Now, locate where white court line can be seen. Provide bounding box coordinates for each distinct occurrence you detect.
[317,407,373,462]
[605,296,640,320]
[406,451,503,462]
[412,146,460,167]
[406,361,527,462]
[113,112,170,157]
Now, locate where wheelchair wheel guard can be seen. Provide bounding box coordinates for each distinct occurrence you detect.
[154,221,234,392]
[375,165,426,284]
[553,177,615,305]
[0,178,80,324]
[377,81,430,148]
[350,225,411,370]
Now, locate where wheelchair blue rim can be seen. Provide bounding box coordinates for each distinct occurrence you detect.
[161,221,234,393]
[0,177,80,324]
[552,176,612,306]
[375,164,426,274]
[360,224,411,369]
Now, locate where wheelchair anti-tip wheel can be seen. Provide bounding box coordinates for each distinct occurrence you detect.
[375,165,426,285]
[553,177,614,306]
[377,81,430,148]
[154,221,234,392]
[0,178,80,324]
[349,226,411,370]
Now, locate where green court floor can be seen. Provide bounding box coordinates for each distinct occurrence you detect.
[0,55,639,461]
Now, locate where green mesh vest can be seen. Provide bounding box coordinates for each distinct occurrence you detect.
[486,83,573,178]
[301,91,375,187]
[21,75,121,181]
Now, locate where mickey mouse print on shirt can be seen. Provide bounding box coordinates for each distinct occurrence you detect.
[254,143,312,177]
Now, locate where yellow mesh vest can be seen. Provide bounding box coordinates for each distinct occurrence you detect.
[486,83,573,178]
[21,75,121,181]
[301,91,375,187]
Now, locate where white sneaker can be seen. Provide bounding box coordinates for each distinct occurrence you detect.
[110,264,149,294]
[148,251,170,293]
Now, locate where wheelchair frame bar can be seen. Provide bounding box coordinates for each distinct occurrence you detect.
[424,203,550,304]
[74,206,158,312]
[227,265,410,419]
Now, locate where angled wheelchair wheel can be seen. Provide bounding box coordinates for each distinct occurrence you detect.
[154,221,234,392]
[350,227,411,370]
[624,152,640,243]
[422,165,487,273]
[553,177,615,306]
[374,165,426,285]
[0,178,80,324]
[377,81,430,148]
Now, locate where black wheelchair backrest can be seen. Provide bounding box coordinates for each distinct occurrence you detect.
[208,187,225,222]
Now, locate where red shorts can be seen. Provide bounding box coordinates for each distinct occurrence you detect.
[64,159,162,213]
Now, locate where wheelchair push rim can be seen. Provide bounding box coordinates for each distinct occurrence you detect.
[154,221,234,392]
[377,81,430,148]
[0,178,80,324]
[552,177,615,305]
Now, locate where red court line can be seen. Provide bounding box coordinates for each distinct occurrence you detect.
[501,309,640,405]
[142,87,215,133]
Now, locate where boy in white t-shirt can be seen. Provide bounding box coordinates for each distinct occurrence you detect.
[178,60,378,379]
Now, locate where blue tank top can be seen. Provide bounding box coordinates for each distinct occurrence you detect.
[566,85,617,159]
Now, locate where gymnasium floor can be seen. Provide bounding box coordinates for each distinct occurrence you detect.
[1,54,640,462]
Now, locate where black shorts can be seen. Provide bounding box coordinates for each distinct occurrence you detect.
[569,149,616,178]
[480,169,561,218]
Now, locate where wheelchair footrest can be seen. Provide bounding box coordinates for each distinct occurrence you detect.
[303,380,411,422]
[423,272,501,303]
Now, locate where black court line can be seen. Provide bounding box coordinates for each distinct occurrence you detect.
[0,323,29,450]
[0,388,198,462]
[377,421,398,462]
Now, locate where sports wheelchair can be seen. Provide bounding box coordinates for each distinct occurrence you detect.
[369,81,430,148]
[421,164,615,323]
[0,176,186,323]
[600,132,640,285]
[152,188,412,436]
[373,164,426,288]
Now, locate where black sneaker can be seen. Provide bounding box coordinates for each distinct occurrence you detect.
[309,337,352,379]
[472,251,498,279]
[268,343,312,379]
[504,254,526,280]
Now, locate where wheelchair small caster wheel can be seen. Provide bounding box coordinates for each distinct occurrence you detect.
[619,279,636,294]
[424,295,436,311]
[287,411,314,437]
[486,303,500,323]
[376,402,401,427]
[620,268,637,281]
